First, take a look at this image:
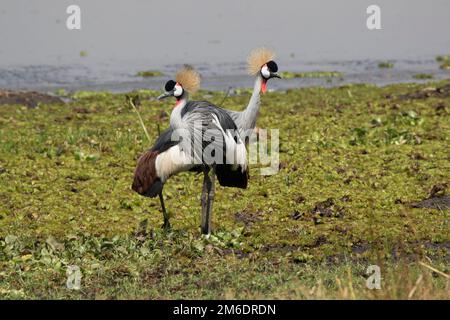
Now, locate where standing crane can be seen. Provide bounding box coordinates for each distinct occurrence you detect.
[132,66,248,234]
[132,48,280,234]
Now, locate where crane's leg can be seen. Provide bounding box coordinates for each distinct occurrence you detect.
[159,191,171,230]
[201,171,207,220]
[201,167,213,234]
[206,168,216,233]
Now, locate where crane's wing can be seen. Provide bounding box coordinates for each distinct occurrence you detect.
[179,101,247,169]
[132,128,197,197]
[178,101,249,189]
[149,128,179,153]
[132,128,176,197]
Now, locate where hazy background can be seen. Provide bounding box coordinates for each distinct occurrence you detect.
[0,0,449,91]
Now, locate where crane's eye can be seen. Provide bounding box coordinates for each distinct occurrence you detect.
[266,60,278,73]
[165,80,176,91]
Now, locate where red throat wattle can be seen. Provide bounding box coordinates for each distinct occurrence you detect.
[261,79,267,93]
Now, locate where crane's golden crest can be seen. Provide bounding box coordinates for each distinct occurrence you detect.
[175,65,201,93]
[247,47,276,75]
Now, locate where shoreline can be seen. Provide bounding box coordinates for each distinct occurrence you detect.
[1,57,449,94]
[1,78,450,109]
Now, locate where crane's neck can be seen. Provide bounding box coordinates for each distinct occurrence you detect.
[239,75,263,131]
[170,93,188,129]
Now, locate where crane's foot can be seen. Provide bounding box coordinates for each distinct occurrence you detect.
[200,225,211,235]
[161,219,171,231]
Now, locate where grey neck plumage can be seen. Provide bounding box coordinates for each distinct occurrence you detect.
[235,76,262,131]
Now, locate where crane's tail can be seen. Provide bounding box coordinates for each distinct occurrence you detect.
[210,113,249,188]
[216,164,249,189]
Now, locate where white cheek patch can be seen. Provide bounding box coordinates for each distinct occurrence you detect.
[174,84,183,97]
[261,65,270,79]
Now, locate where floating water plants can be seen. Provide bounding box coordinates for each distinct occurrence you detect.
[413,73,433,80]
[280,71,343,79]
[378,61,394,69]
[136,70,164,77]
[436,55,450,70]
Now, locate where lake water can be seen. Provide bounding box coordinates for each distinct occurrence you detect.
[0,0,449,92]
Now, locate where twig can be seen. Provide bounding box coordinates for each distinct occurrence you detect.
[419,261,450,280]
[128,97,151,143]
[407,274,423,299]
[218,86,232,108]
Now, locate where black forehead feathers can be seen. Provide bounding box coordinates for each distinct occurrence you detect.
[165,80,176,91]
[266,60,278,72]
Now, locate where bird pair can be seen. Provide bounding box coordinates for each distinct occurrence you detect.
[132,48,280,235]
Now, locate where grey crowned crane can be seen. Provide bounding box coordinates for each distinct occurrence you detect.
[224,47,280,142]
[132,66,248,234]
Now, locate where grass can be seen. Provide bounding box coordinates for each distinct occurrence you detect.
[0,80,449,299]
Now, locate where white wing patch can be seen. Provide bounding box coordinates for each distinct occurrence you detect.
[211,114,248,171]
[155,145,194,182]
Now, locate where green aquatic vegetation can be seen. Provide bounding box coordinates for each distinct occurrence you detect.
[54,88,68,97]
[436,55,450,63]
[0,80,449,299]
[440,62,450,70]
[280,71,343,79]
[436,56,450,69]
[71,90,112,100]
[378,61,394,69]
[413,73,433,80]
[136,70,164,77]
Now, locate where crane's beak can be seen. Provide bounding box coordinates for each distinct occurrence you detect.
[157,91,174,100]
[270,72,281,79]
